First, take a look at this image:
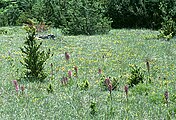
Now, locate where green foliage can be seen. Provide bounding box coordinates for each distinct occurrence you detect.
[99,76,119,91]
[0,27,8,34]
[0,0,10,9]
[20,25,51,81]
[16,12,32,25]
[127,64,145,87]
[1,0,176,30]
[42,0,55,24]
[110,77,119,90]
[90,101,97,116]
[61,0,111,35]
[99,76,107,90]
[0,0,111,35]
[0,2,21,26]
[157,1,176,40]
[148,92,163,104]
[132,83,151,95]
[158,18,176,40]
[1,28,176,119]
[107,0,147,28]
[47,83,53,93]
[168,105,176,117]
[106,0,176,29]
[16,0,36,12]
[16,0,45,25]
[79,80,89,90]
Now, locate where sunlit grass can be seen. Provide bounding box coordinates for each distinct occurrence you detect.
[0,27,176,119]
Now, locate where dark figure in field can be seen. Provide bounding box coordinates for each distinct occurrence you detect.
[38,34,56,40]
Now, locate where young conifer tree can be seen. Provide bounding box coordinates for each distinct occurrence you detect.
[20,21,50,81]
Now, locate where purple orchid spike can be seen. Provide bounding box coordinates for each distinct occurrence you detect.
[12,80,19,92]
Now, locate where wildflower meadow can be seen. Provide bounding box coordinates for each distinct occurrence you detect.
[0,27,176,119]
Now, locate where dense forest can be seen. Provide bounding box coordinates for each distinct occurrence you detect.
[0,0,176,35]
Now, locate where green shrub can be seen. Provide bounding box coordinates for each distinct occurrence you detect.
[61,0,112,35]
[106,0,176,29]
[127,64,145,87]
[47,83,53,93]
[158,17,176,40]
[106,0,149,28]
[79,80,89,90]
[0,2,21,26]
[20,24,51,81]
[157,1,176,40]
[90,101,97,116]
[0,28,8,34]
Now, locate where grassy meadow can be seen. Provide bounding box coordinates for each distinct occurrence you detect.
[0,27,176,119]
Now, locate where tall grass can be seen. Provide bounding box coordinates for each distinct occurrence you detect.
[0,27,175,119]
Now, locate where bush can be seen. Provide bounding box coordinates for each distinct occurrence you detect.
[106,0,176,29]
[158,17,176,40]
[127,64,145,87]
[61,0,112,35]
[90,101,97,116]
[79,80,89,90]
[158,1,176,40]
[0,2,21,26]
[106,0,148,28]
[20,23,51,81]
[16,0,45,25]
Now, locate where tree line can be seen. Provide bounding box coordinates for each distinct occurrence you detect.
[0,0,176,35]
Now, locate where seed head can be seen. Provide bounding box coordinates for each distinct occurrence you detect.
[65,52,70,61]
[146,61,150,73]
[50,63,53,76]
[105,78,110,86]
[12,80,19,92]
[61,77,68,85]
[98,68,102,74]
[21,85,25,92]
[68,70,72,78]
[74,66,78,77]
[74,66,78,73]
[50,63,53,68]
[164,91,169,102]
[108,83,112,94]
[124,85,128,96]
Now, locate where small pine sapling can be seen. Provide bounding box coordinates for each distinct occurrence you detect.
[20,23,51,82]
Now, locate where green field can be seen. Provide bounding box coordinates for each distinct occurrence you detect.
[0,27,176,119]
